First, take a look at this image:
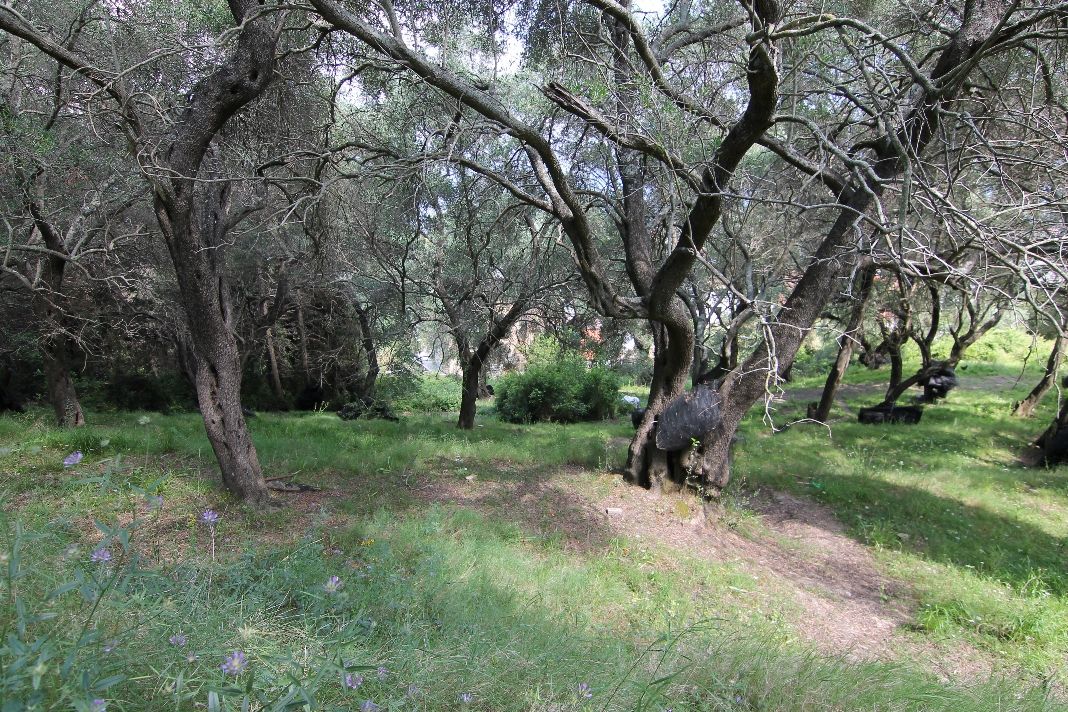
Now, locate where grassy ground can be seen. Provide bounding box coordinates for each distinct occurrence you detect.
[1,346,1067,710]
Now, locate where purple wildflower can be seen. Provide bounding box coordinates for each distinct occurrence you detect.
[220,650,247,675]
[185,652,198,663]
[200,510,220,527]
[376,666,388,680]
[146,495,164,510]
[577,682,593,699]
[344,673,364,689]
[323,576,343,594]
[359,702,381,712]
[169,633,187,647]
[89,699,106,712]
[459,692,473,704]
[90,548,112,564]
[63,451,84,468]
[406,683,421,697]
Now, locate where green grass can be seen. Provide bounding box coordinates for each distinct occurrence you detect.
[739,367,1068,676]
[2,344,1068,709]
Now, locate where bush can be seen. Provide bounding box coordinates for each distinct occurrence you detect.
[377,373,463,413]
[495,359,621,423]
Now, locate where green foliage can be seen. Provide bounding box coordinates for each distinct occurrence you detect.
[378,373,463,413]
[496,358,620,423]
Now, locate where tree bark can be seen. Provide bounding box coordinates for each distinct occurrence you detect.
[812,262,876,422]
[885,343,904,400]
[1014,336,1065,418]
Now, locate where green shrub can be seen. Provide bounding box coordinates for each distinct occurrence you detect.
[496,359,621,423]
[378,373,462,412]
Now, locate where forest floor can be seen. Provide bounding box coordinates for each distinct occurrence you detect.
[1,364,1067,710]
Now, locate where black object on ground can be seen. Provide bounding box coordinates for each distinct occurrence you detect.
[858,404,923,424]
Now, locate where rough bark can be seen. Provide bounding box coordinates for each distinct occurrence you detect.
[812,262,876,422]
[1014,336,1065,418]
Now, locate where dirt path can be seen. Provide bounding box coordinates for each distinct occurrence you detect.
[415,470,996,681]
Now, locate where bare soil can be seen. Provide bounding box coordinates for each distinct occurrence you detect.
[413,469,1000,682]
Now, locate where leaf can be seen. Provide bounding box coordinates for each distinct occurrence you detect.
[207,691,221,712]
[92,674,126,690]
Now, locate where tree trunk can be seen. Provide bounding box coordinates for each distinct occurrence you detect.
[353,300,380,399]
[812,262,876,422]
[296,300,311,381]
[885,343,904,401]
[265,328,285,401]
[41,335,84,427]
[626,305,694,493]
[27,202,85,427]
[160,193,272,504]
[1014,336,1065,418]
[457,357,482,430]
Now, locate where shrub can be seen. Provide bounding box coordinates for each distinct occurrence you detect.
[377,373,462,413]
[495,359,621,423]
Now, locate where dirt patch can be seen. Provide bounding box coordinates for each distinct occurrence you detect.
[412,469,997,680]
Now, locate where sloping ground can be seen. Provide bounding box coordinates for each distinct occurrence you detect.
[413,468,1001,683]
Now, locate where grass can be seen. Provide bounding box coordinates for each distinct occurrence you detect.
[2,342,1068,709]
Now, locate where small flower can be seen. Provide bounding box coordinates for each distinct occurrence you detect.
[200,510,220,527]
[185,652,198,663]
[577,682,593,699]
[406,683,421,697]
[63,451,84,468]
[344,673,364,689]
[103,640,118,654]
[459,692,473,704]
[146,495,164,510]
[359,702,381,712]
[220,650,247,675]
[376,666,388,680]
[324,575,343,594]
[89,699,106,712]
[169,633,187,647]
[137,415,151,426]
[90,547,112,564]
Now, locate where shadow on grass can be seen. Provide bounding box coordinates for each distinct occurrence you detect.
[747,459,1068,595]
